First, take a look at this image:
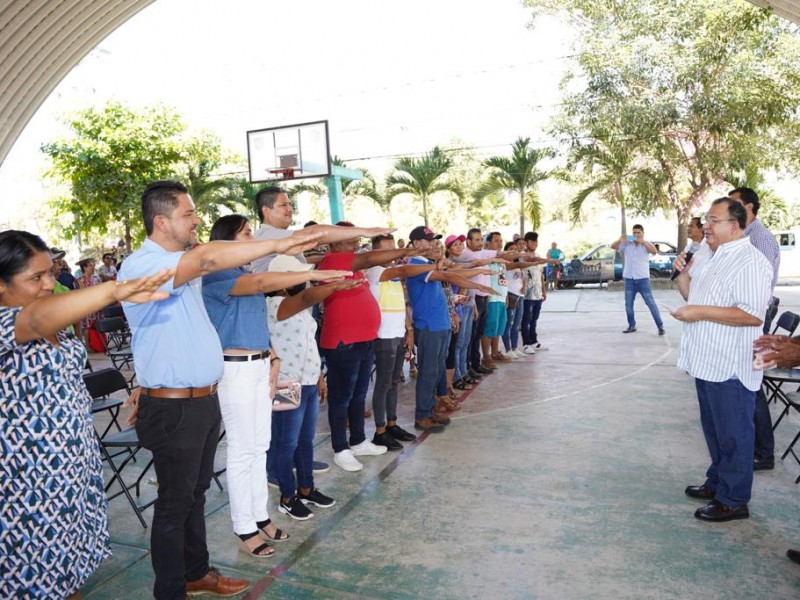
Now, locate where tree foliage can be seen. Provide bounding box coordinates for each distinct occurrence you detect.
[385,146,462,226]
[476,137,554,236]
[525,0,800,249]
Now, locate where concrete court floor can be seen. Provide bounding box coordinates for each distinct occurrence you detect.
[82,285,800,600]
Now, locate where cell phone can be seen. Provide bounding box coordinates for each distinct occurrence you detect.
[626,235,635,242]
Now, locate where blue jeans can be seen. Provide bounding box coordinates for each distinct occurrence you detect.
[321,341,374,453]
[695,378,755,507]
[502,295,524,351]
[267,385,319,500]
[521,299,543,346]
[414,328,450,420]
[623,278,663,329]
[454,301,474,380]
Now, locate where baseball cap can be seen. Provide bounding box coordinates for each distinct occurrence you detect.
[268,254,314,273]
[444,234,465,248]
[49,247,66,260]
[409,226,442,242]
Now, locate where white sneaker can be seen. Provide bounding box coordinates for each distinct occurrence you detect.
[350,440,388,456]
[534,343,546,350]
[334,449,363,472]
[523,345,536,355]
[514,349,527,358]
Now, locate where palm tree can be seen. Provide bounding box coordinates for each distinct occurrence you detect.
[476,137,553,237]
[385,146,462,226]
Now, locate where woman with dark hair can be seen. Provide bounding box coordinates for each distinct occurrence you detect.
[0,230,173,599]
[201,215,350,558]
[74,257,102,344]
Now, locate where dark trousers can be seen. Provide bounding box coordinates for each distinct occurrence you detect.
[322,341,374,453]
[469,295,489,369]
[754,297,778,462]
[521,299,543,346]
[372,337,406,428]
[136,393,221,600]
[415,328,450,420]
[695,378,755,507]
[268,384,319,499]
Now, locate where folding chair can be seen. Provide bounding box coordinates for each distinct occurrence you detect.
[102,303,125,320]
[94,317,135,373]
[100,427,155,529]
[83,368,128,440]
[771,311,800,336]
[778,391,800,484]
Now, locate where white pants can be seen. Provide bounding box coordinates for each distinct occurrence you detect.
[218,357,272,534]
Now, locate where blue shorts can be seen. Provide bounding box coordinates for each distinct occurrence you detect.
[483,302,508,337]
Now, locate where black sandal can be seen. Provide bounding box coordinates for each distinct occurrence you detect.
[257,518,290,542]
[236,531,274,558]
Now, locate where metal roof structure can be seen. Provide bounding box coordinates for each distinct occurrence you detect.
[0,0,798,169]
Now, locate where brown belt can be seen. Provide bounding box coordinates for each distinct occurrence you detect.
[141,383,218,399]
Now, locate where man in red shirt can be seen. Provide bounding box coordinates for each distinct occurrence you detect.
[318,224,419,472]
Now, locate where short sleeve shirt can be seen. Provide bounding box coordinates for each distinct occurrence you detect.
[405,257,451,332]
[317,252,380,349]
[365,266,407,339]
[619,241,651,280]
[202,267,270,351]
[267,296,321,385]
[119,239,223,388]
[488,263,509,303]
[251,224,301,274]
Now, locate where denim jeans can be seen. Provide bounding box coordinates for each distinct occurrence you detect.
[414,327,450,420]
[753,388,774,463]
[371,337,406,428]
[455,300,474,380]
[267,384,319,499]
[321,341,374,453]
[623,278,663,329]
[502,295,525,351]
[521,299,543,346]
[469,296,489,369]
[695,378,755,507]
[136,393,221,600]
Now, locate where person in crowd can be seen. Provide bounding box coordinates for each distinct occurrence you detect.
[611,224,665,335]
[366,233,439,451]
[0,229,172,599]
[405,226,497,432]
[201,214,350,557]
[267,255,357,519]
[521,231,547,354]
[74,256,102,344]
[56,254,76,289]
[444,234,480,391]
[687,217,704,253]
[317,223,417,472]
[502,240,526,358]
[729,187,781,472]
[672,197,771,522]
[119,181,324,600]
[431,239,464,412]
[97,252,118,282]
[546,242,564,291]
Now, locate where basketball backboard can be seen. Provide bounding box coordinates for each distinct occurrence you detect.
[246,120,331,183]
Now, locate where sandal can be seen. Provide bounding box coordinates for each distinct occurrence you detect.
[453,380,473,391]
[257,518,290,542]
[236,531,274,558]
[448,388,458,399]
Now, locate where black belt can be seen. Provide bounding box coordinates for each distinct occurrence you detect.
[223,351,269,362]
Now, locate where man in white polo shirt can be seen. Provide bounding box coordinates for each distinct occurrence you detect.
[672,197,771,522]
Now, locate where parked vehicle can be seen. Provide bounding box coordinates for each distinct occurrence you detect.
[557,242,678,288]
[775,230,800,280]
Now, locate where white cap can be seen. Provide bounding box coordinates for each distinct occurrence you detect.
[268,254,314,273]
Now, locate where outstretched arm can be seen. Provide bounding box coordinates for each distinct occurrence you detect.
[379,263,435,281]
[230,270,351,296]
[276,280,366,320]
[351,248,422,271]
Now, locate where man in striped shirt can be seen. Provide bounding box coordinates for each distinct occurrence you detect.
[672,197,771,522]
[729,187,781,472]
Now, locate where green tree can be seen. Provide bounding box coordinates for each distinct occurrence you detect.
[385,146,462,226]
[525,0,800,249]
[725,165,791,230]
[42,101,187,251]
[476,137,553,236]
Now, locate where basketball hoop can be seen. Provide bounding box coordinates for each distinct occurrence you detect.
[268,167,295,180]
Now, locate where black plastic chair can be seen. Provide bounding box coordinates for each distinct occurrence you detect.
[83,368,128,440]
[94,317,134,373]
[771,311,800,336]
[101,427,155,529]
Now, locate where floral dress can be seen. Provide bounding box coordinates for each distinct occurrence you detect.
[75,274,102,330]
[0,306,111,598]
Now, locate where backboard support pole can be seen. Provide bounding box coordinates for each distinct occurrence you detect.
[326,165,362,224]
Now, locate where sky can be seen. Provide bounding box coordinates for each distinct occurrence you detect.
[0,0,574,236]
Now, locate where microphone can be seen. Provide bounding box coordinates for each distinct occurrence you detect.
[670,241,694,281]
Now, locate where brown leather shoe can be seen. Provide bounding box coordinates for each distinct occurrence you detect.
[492,353,512,363]
[430,412,451,425]
[186,567,250,597]
[684,484,715,500]
[481,360,498,370]
[694,501,749,522]
[414,418,445,433]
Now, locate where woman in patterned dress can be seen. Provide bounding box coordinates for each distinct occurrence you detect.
[74,258,102,344]
[0,230,173,599]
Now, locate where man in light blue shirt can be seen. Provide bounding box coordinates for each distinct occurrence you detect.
[611,224,665,335]
[120,181,322,600]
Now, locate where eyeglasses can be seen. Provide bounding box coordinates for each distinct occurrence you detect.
[703,217,736,225]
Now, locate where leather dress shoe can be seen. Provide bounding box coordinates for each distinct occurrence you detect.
[684,484,715,500]
[753,458,774,471]
[694,501,749,522]
[474,365,493,375]
[186,567,250,597]
[787,549,800,565]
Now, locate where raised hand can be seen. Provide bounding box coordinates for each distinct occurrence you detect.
[113,268,175,304]
[279,229,328,255]
[322,279,366,292]
[309,269,352,282]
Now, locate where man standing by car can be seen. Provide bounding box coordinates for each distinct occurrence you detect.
[729,187,781,472]
[611,224,665,335]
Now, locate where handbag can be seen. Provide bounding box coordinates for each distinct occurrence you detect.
[87,325,107,353]
[272,379,301,411]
